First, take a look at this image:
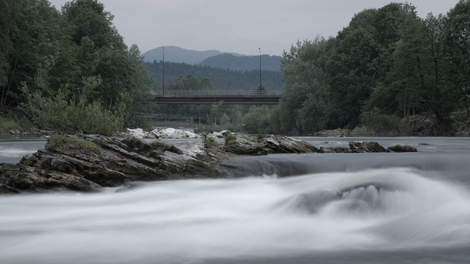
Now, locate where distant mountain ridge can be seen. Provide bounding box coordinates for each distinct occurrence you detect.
[200,53,281,72]
[142,46,282,72]
[142,46,242,65]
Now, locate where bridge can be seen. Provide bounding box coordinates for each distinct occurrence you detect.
[150,90,283,104]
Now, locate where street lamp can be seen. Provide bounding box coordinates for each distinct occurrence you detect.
[162,46,165,95]
[259,48,262,95]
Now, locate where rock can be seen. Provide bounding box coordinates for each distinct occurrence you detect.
[223,135,317,155]
[0,135,417,194]
[209,131,224,138]
[126,128,147,139]
[221,130,232,137]
[349,141,386,153]
[0,134,231,193]
[224,139,267,155]
[317,146,352,153]
[263,135,318,154]
[318,141,387,153]
[387,144,417,152]
[150,128,200,139]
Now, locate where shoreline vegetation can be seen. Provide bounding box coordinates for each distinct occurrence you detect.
[2,0,470,140]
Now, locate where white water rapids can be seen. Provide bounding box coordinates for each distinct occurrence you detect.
[1,137,470,263]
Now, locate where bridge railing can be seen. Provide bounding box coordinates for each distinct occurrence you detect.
[153,90,283,96]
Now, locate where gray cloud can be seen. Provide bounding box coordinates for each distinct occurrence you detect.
[48,0,459,56]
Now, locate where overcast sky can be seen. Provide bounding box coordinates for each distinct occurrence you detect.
[48,0,460,56]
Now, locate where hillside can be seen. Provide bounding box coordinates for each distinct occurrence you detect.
[144,61,284,91]
[142,46,282,72]
[142,46,244,65]
[200,54,282,72]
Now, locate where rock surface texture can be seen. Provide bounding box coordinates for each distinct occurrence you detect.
[0,135,416,194]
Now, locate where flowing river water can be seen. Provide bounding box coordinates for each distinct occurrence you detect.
[0,136,470,263]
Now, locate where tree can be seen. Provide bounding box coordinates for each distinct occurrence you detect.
[62,0,130,109]
[277,37,330,133]
[325,3,417,128]
[1,0,77,107]
[445,0,470,116]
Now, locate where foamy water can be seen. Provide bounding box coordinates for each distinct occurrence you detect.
[1,137,470,263]
[1,168,469,263]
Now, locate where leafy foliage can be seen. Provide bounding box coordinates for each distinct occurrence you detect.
[0,0,152,135]
[275,1,469,135]
[20,61,124,136]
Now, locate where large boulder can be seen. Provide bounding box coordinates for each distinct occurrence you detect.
[151,128,199,139]
[387,144,417,152]
[223,135,318,155]
[318,141,416,153]
[224,139,267,155]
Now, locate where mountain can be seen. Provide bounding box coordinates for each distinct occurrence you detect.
[142,46,282,72]
[144,61,284,91]
[199,53,282,72]
[142,46,243,65]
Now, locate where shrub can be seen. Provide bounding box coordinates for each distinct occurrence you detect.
[223,135,237,145]
[254,134,266,141]
[46,134,97,151]
[204,137,218,148]
[20,76,124,136]
[46,134,66,150]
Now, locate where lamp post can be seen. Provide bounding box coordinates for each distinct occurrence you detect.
[259,48,262,95]
[162,46,165,95]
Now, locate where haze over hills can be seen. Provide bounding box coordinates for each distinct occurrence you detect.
[142,46,282,72]
[142,46,242,65]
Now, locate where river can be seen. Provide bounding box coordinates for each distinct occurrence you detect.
[0,136,469,263]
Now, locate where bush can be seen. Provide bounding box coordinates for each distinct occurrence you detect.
[0,117,18,133]
[204,137,218,148]
[21,76,124,136]
[46,134,66,150]
[254,134,266,141]
[46,134,97,151]
[223,135,237,145]
[360,107,400,135]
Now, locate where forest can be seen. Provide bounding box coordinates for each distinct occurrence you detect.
[0,0,152,135]
[1,0,470,136]
[144,61,283,92]
[272,1,470,136]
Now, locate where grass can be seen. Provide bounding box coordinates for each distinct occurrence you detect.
[46,134,97,151]
[0,117,19,132]
[203,137,218,148]
[46,134,66,150]
[223,135,237,145]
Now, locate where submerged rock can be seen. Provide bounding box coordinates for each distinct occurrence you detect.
[317,141,415,153]
[387,144,417,152]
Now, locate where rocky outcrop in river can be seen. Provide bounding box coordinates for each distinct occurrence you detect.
[0,134,416,194]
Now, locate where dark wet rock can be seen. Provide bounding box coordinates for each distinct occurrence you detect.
[223,135,318,155]
[224,139,267,155]
[0,135,417,194]
[387,144,417,152]
[0,135,232,193]
[317,146,352,153]
[263,135,318,154]
[317,141,416,153]
[349,141,387,153]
